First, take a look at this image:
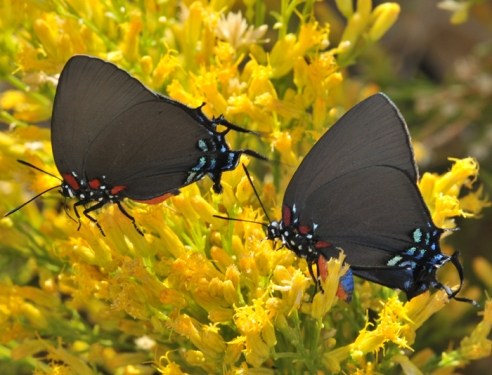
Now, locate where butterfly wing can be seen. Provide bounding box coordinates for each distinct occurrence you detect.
[51,55,157,178]
[52,55,253,199]
[295,165,444,297]
[282,93,445,298]
[283,93,418,209]
[82,100,228,199]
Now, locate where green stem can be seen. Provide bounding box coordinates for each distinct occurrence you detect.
[0,110,30,128]
[301,0,317,19]
[255,0,266,28]
[5,75,51,107]
[309,318,323,362]
[275,310,318,373]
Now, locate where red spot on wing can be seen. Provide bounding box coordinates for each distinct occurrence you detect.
[133,192,175,205]
[283,205,291,226]
[317,256,328,282]
[299,225,309,234]
[315,241,331,249]
[89,179,101,189]
[336,284,349,301]
[62,173,79,190]
[111,185,127,194]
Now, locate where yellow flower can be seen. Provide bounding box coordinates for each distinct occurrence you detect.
[0,90,51,123]
[154,352,189,375]
[234,298,276,366]
[367,3,401,42]
[167,314,226,361]
[351,297,413,360]
[418,158,489,227]
[152,51,181,89]
[460,298,492,360]
[270,22,330,78]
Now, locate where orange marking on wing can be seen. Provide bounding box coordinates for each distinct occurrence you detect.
[315,241,331,249]
[89,179,101,189]
[317,256,328,282]
[283,205,291,226]
[133,192,174,205]
[299,225,309,234]
[336,284,349,300]
[111,185,127,194]
[62,174,79,190]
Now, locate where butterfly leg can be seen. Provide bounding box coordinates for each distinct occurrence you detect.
[307,262,323,302]
[208,172,224,194]
[116,201,144,236]
[72,200,84,231]
[82,201,107,236]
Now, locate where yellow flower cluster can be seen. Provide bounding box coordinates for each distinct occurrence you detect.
[0,0,490,374]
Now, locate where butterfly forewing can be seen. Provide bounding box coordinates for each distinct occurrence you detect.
[283,93,418,210]
[83,101,222,199]
[52,55,156,177]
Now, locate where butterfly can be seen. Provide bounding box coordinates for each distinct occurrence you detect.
[6,55,265,235]
[238,93,475,304]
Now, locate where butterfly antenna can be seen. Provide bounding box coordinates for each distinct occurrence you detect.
[241,164,271,223]
[17,160,62,181]
[4,185,61,216]
[212,215,268,228]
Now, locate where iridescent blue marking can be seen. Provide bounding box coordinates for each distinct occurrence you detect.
[433,254,443,261]
[198,140,208,152]
[313,223,318,231]
[431,243,436,250]
[404,247,417,256]
[213,139,220,151]
[400,261,416,269]
[387,256,402,266]
[221,145,227,152]
[293,203,297,214]
[209,158,216,169]
[425,232,430,245]
[404,280,412,289]
[225,153,235,169]
[415,249,426,259]
[433,230,438,236]
[192,157,207,171]
[413,228,422,243]
[186,171,197,184]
